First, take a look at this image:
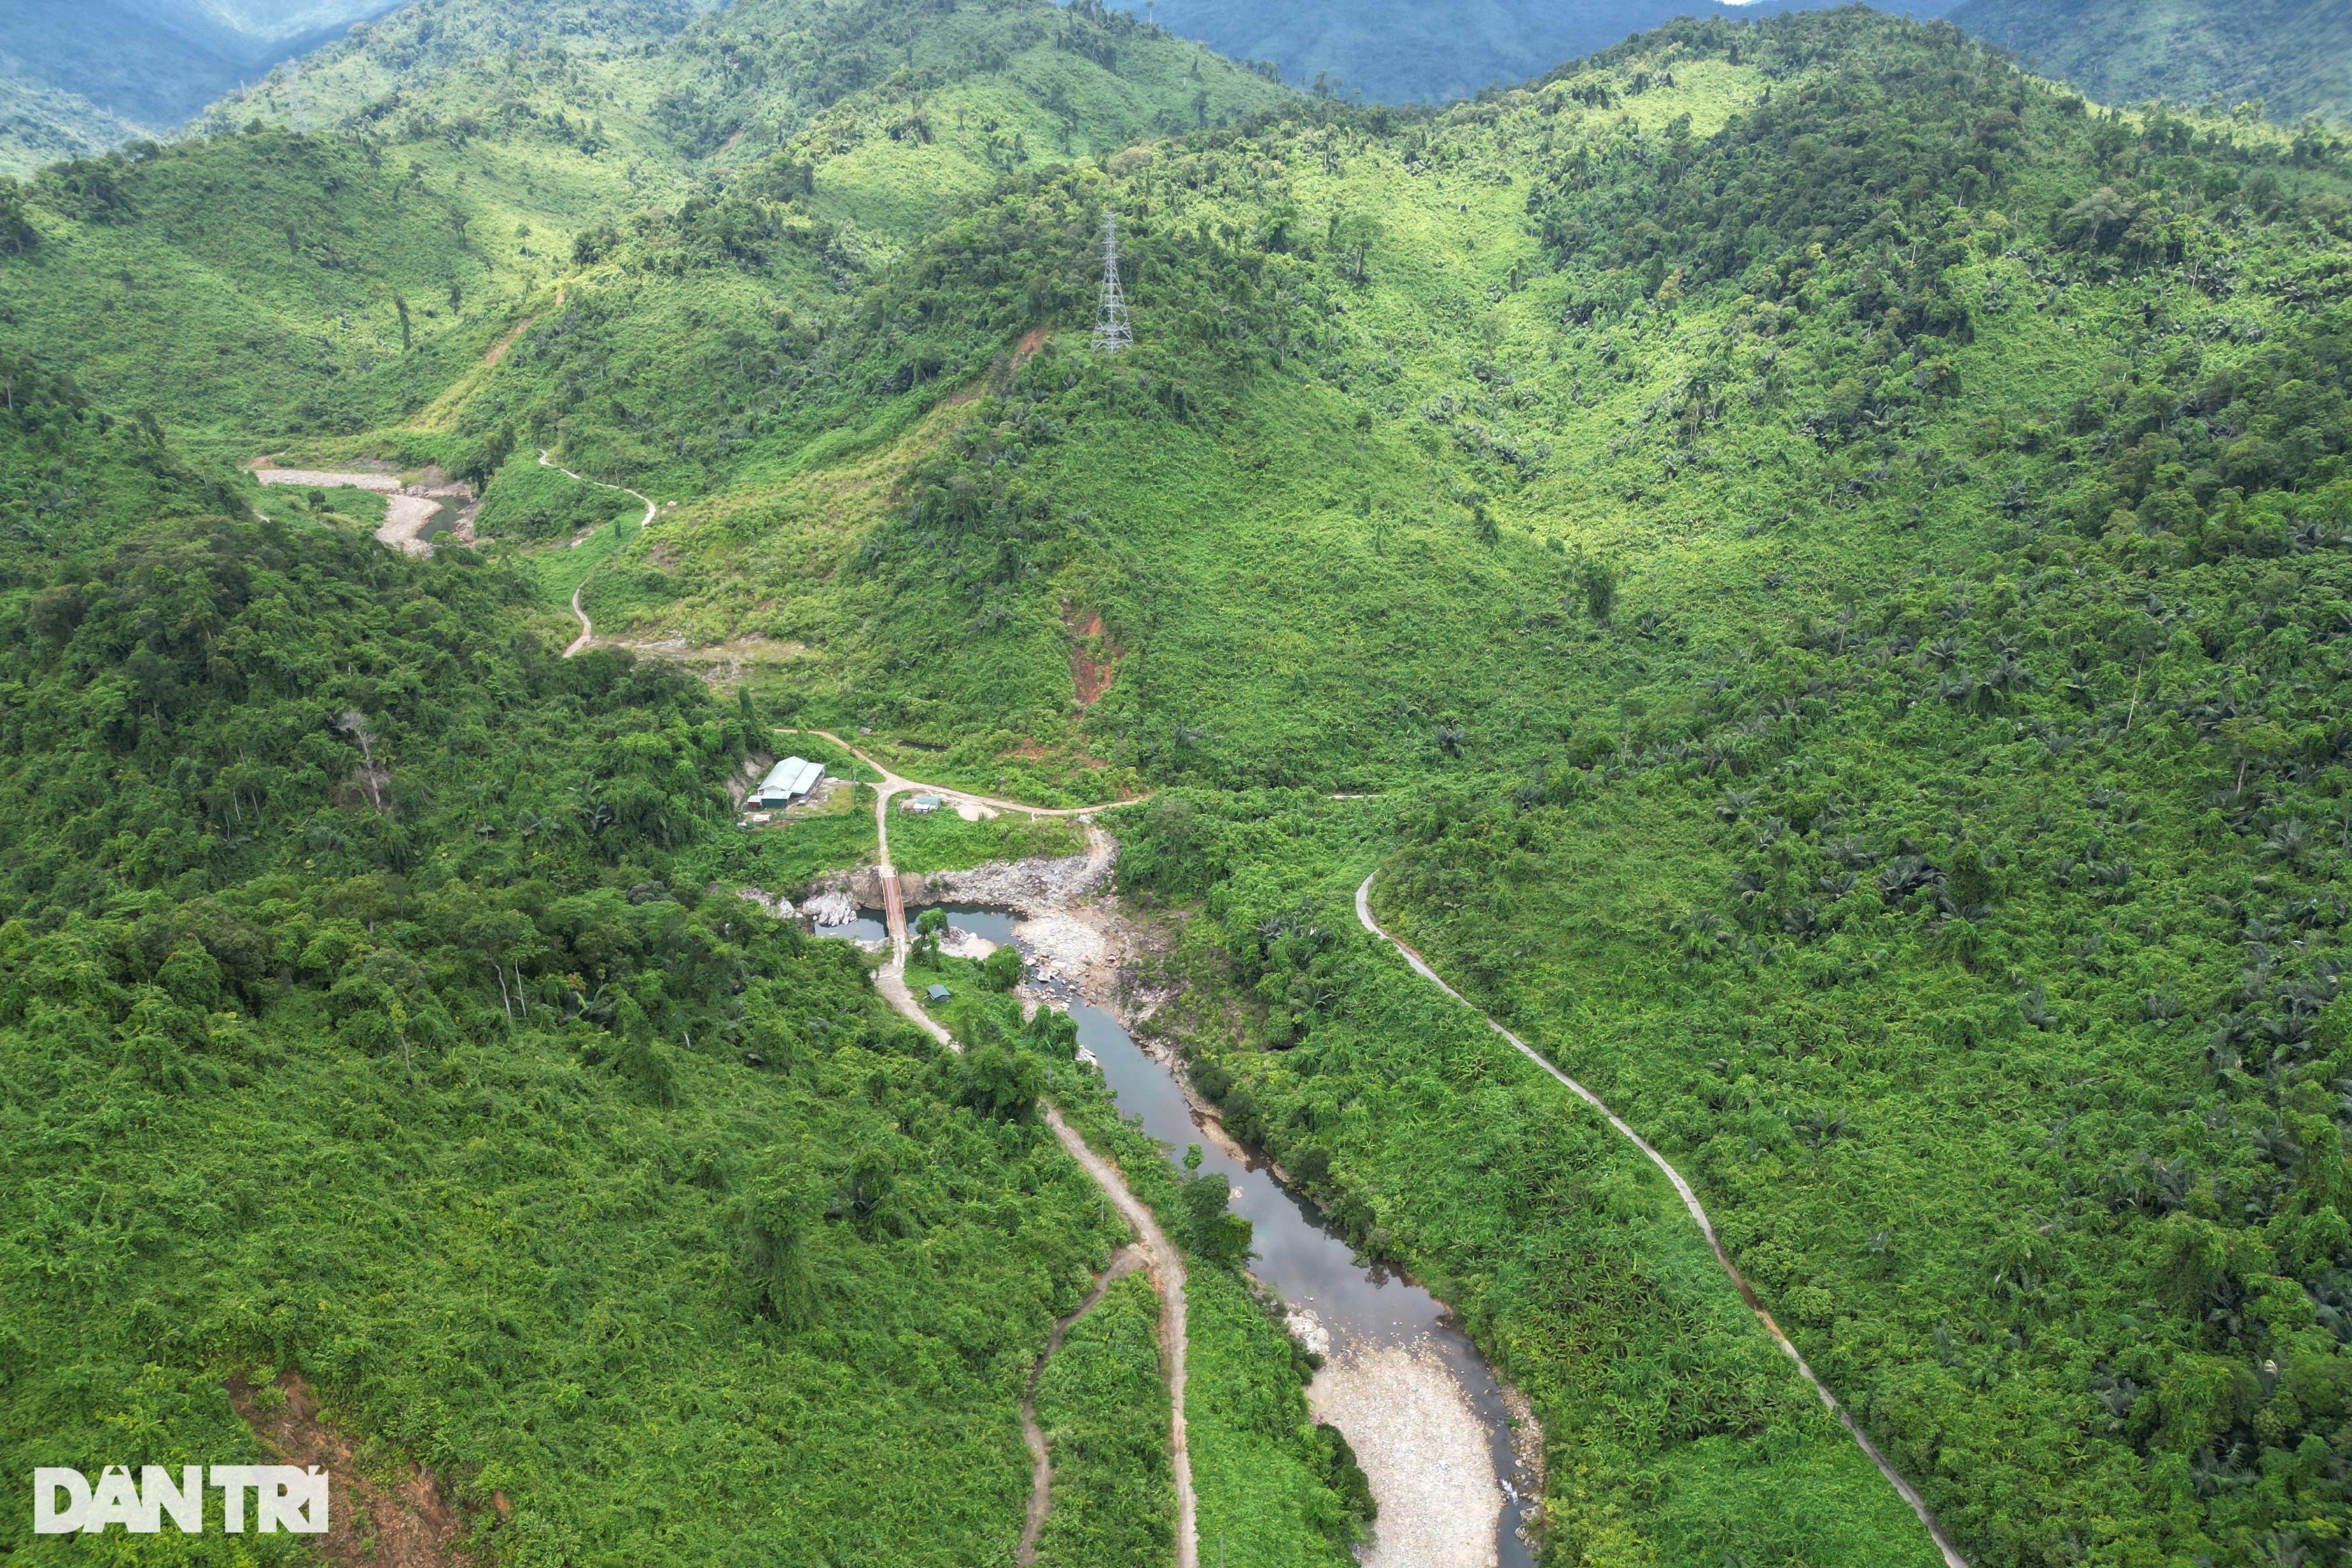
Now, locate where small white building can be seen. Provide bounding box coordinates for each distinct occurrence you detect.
[905,794,942,815]
[748,756,826,810]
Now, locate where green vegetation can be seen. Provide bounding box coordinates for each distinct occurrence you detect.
[888,804,1087,874]
[1950,0,2352,128]
[1031,1269,1175,1568]
[1117,792,1946,1566]
[0,390,1140,1564]
[527,505,639,606]
[0,74,152,178]
[477,449,638,541]
[915,951,1366,1567]
[8,0,2352,1561]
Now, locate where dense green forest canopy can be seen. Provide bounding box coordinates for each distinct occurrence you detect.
[0,376,1268,1565]
[5,2,2352,1565]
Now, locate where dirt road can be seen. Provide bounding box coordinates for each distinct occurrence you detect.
[538,449,657,531]
[1353,872,1971,1568]
[782,727,1142,822]
[1019,1245,1149,1564]
[538,451,656,659]
[848,778,1193,1568]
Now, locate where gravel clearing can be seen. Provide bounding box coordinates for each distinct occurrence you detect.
[928,846,1109,910]
[1307,1335,1502,1568]
[251,468,402,492]
[939,927,998,960]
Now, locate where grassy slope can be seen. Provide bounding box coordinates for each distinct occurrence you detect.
[0,127,557,452]
[0,75,153,178]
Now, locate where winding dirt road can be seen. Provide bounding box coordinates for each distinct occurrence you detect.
[541,450,656,660]
[565,583,593,658]
[540,449,658,533]
[842,755,1193,1568]
[1019,1244,1148,1564]
[1354,872,1971,1568]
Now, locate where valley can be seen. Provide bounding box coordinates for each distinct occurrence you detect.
[1,1,2350,1566]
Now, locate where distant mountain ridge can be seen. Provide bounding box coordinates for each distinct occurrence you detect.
[1141,0,1962,104]
[1947,0,2352,124]
[0,0,402,173]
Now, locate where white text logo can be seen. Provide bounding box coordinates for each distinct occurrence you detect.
[32,1466,328,1534]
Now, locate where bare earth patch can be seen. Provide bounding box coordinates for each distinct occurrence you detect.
[247,466,474,555]
[228,1372,478,1568]
[1063,605,1120,706]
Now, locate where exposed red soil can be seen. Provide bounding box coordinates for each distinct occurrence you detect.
[480,316,533,368]
[1063,606,1119,706]
[228,1373,477,1568]
[1013,326,1052,363]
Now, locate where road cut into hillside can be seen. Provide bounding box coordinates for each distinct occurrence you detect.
[1354,871,1973,1568]
[537,449,659,534]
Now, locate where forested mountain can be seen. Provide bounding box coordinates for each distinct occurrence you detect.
[1950,0,2352,127]
[4,1,2352,1566]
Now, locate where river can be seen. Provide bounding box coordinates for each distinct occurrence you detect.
[823,904,1537,1567]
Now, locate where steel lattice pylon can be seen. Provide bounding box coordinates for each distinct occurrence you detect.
[1091,212,1133,353]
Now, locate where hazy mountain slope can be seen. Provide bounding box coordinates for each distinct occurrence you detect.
[0,0,1290,463]
[1950,0,2352,124]
[1143,0,1962,104]
[0,0,403,176]
[211,0,1290,238]
[0,76,155,178]
[195,0,729,135]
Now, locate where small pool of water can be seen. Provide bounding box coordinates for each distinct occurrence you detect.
[813,904,1018,946]
[813,907,887,943]
[933,905,1020,944]
[1069,1000,1536,1567]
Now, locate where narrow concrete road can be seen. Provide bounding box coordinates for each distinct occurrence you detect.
[540,449,653,660]
[564,582,593,658]
[538,449,657,530]
[1354,873,1971,1568]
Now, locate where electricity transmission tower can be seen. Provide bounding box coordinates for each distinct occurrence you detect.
[1091,212,1133,353]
